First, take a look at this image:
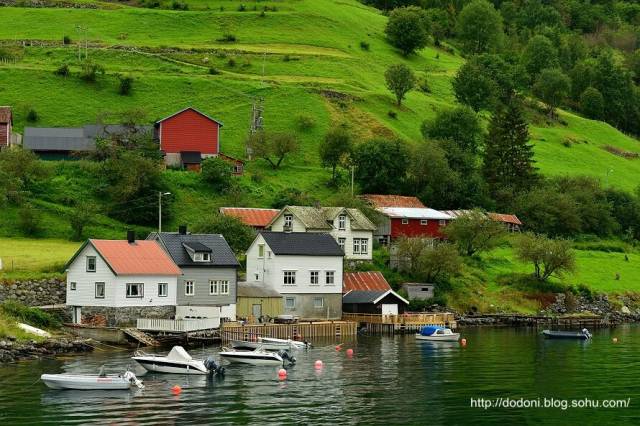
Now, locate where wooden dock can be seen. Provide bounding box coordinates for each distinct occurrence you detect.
[343,312,457,335]
[220,320,357,342]
[122,328,160,347]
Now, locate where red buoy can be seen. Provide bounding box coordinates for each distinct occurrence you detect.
[314,360,323,369]
[278,368,287,380]
[460,338,467,346]
[346,348,354,357]
[171,385,182,395]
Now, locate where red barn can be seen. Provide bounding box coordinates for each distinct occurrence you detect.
[375,207,453,244]
[155,107,223,171]
[0,106,12,148]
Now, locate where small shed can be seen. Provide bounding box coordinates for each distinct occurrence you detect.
[236,281,283,321]
[402,283,435,300]
[342,289,409,315]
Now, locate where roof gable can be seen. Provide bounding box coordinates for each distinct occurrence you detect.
[259,232,344,256]
[155,107,224,127]
[267,205,376,231]
[361,194,426,208]
[148,232,239,267]
[343,271,391,293]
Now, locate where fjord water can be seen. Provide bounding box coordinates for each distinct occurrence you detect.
[1,326,639,425]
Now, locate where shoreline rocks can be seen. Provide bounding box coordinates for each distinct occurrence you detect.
[0,337,93,363]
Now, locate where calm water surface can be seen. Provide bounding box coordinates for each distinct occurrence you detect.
[1,326,639,425]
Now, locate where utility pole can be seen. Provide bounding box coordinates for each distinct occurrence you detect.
[158,191,171,233]
[247,97,264,160]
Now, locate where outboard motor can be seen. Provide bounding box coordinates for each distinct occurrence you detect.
[204,356,226,376]
[278,350,297,365]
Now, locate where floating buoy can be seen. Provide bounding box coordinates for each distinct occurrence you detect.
[460,338,467,346]
[278,368,287,380]
[314,360,323,369]
[613,337,618,343]
[171,385,182,395]
[346,348,354,357]
[335,344,343,351]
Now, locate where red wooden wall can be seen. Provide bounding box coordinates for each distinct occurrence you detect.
[390,218,448,239]
[159,109,219,155]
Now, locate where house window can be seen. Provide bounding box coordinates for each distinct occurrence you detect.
[283,271,296,285]
[401,218,409,225]
[338,214,346,230]
[95,282,105,299]
[310,271,319,285]
[353,238,368,255]
[185,280,194,296]
[126,283,144,298]
[254,273,260,281]
[284,214,293,229]
[338,238,346,251]
[325,271,335,285]
[313,297,324,309]
[209,280,218,295]
[70,282,76,291]
[194,252,210,262]
[420,219,428,225]
[220,280,230,295]
[158,283,168,297]
[439,219,446,226]
[258,244,265,258]
[285,297,295,309]
[86,256,96,272]
[353,238,360,254]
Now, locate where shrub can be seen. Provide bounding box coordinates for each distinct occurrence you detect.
[201,157,233,191]
[283,54,291,62]
[54,63,70,77]
[272,187,317,209]
[251,169,264,183]
[171,0,188,10]
[62,35,71,45]
[295,114,316,131]
[79,61,104,83]
[118,75,133,95]
[417,77,430,93]
[360,41,370,51]
[192,214,255,254]
[218,33,237,43]
[387,110,397,119]
[1,300,61,329]
[26,108,38,122]
[208,67,221,75]
[237,4,246,11]
[227,58,237,67]
[17,203,40,236]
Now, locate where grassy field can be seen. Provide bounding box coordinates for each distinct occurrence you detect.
[0,238,80,279]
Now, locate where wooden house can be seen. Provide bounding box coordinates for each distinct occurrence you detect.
[342,271,409,315]
[236,281,284,322]
[0,106,12,148]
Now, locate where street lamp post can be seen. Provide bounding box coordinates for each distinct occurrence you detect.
[158,191,171,233]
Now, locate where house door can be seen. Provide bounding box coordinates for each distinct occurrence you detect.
[252,304,262,318]
[381,304,398,316]
[72,306,82,324]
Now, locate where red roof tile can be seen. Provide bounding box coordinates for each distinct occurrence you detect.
[91,240,181,276]
[487,213,522,225]
[343,271,391,293]
[220,207,280,228]
[361,194,426,208]
[0,107,11,123]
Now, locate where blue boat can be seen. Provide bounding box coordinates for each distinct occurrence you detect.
[415,326,460,341]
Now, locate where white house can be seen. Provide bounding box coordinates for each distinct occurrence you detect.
[267,205,376,261]
[65,234,182,326]
[246,232,344,320]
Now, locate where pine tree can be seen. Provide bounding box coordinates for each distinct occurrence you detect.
[483,97,538,198]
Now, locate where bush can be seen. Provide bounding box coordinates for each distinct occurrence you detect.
[227,58,237,67]
[18,204,40,236]
[360,41,370,51]
[118,75,133,95]
[192,214,255,254]
[387,110,397,119]
[54,63,70,77]
[208,67,221,75]
[201,157,233,191]
[272,187,317,209]
[79,61,104,83]
[62,35,71,45]
[295,114,316,131]
[237,3,246,11]
[26,108,39,122]
[218,33,237,43]
[1,300,61,329]
[171,0,188,10]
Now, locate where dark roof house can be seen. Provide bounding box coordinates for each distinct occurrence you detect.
[147,228,239,268]
[259,232,344,256]
[342,271,409,315]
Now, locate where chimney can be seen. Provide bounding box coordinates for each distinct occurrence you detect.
[178,225,187,235]
[127,230,135,244]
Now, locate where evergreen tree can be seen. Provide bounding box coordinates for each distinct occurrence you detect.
[483,97,538,198]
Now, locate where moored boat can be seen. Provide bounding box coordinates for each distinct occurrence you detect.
[542,329,592,340]
[415,326,460,342]
[41,369,144,390]
[231,337,310,351]
[219,346,296,366]
[132,346,224,375]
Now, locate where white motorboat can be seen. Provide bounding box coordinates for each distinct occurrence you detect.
[415,326,460,342]
[231,337,310,351]
[41,368,144,390]
[132,346,224,376]
[219,346,296,366]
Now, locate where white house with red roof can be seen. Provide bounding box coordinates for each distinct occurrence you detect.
[64,232,181,325]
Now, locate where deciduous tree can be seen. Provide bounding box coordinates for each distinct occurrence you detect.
[443,210,506,256]
[384,64,416,106]
[456,0,503,54]
[384,6,429,56]
[515,233,576,281]
[247,131,299,169]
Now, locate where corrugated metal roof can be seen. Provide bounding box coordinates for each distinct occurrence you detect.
[361,194,426,208]
[379,207,452,220]
[90,239,181,276]
[487,213,523,225]
[237,282,281,298]
[155,107,224,126]
[0,106,11,123]
[342,290,387,304]
[260,232,344,256]
[23,124,153,152]
[343,271,391,293]
[220,207,280,228]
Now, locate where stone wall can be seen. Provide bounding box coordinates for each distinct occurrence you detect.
[0,279,66,307]
[80,305,176,327]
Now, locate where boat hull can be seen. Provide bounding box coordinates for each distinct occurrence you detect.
[230,340,290,351]
[261,337,308,349]
[132,357,208,375]
[219,353,283,366]
[41,374,132,390]
[415,333,460,342]
[542,330,590,340]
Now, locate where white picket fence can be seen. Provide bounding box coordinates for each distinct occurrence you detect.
[136,317,220,332]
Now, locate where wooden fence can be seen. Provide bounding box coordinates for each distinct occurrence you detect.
[342,312,456,326]
[220,321,357,342]
[137,317,220,333]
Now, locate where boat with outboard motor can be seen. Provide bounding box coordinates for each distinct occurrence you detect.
[132,346,225,375]
[231,337,310,351]
[542,328,592,340]
[41,367,144,390]
[415,326,460,342]
[219,345,297,366]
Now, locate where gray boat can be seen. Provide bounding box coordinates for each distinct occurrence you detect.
[542,328,592,340]
[41,367,144,390]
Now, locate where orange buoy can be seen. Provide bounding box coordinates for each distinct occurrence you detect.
[460,338,467,346]
[171,385,182,395]
[314,360,323,369]
[346,348,354,357]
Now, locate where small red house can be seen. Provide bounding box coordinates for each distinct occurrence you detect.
[375,207,453,244]
[155,107,223,171]
[0,106,12,148]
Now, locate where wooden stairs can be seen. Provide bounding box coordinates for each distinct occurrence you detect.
[122,328,160,347]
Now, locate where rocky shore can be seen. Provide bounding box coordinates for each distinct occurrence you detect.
[0,337,93,363]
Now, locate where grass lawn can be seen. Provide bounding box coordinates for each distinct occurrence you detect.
[0,238,80,279]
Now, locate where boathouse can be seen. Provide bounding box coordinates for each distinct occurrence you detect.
[236,281,284,322]
[342,272,409,315]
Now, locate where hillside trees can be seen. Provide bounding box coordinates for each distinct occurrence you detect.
[515,233,576,281]
[520,35,559,80]
[201,157,233,192]
[443,210,506,257]
[352,138,410,194]
[192,214,255,254]
[247,131,299,169]
[384,6,429,56]
[395,237,461,282]
[384,64,416,106]
[456,0,503,54]
[0,146,49,203]
[533,68,571,117]
[453,60,498,112]
[320,126,352,183]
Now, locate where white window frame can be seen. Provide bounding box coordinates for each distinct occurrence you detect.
[338,237,346,251]
[86,256,96,272]
[360,238,368,255]
[310,270,319,285]
[194,252,211,262]
[285,297,295,309]
[284,214,293,228]
[313,296,324,309]
[95,282,105,299]
[338,214,346,230]
[401,218,409,225]
[209,280,218,295]
[70,282,76,291]
[126,283,144,298]
[185,280,194,296]
[420,219,428,225]
[220,280,230,295]
[353,238,361,254]
[283,270,296,285]
[158,282,168,297]
[258,244,265,258]
[439,219,446,226]
[325,271,335,285]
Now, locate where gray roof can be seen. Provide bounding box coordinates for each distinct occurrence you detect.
[147,232,239,267]
[182,241,212,252]
[342,290,387,304]
[273,206,376,231]
[260,232,344,256]
[23,124,152,152]
[237,282,281,298]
